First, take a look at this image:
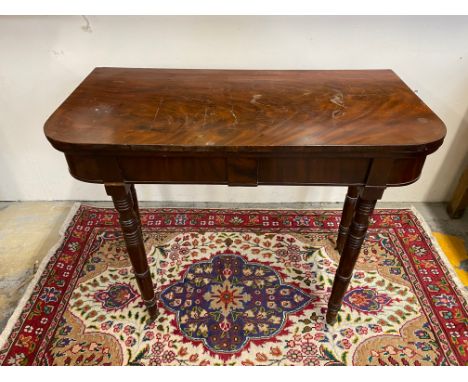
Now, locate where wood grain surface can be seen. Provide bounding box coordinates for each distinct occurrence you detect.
[44,68,446,154]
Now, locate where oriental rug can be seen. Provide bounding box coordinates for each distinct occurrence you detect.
[0,205,467,366]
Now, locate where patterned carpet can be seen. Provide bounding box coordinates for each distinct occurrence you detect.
[0,205,466,365]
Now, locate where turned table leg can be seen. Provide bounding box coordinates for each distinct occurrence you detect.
[336,186,360,254]
[129,184,142,224]
[105,183,158,319]
[326,191,377,325]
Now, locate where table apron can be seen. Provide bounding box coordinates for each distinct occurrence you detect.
[64,153,426,187]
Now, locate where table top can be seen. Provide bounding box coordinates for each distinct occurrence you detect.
[44,67,446,154]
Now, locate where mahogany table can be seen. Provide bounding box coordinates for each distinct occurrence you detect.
[44,68,446,325]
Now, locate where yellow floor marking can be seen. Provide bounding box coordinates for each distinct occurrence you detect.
[433,232,468,287]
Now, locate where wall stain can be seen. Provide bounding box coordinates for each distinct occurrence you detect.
[81,16,93,33]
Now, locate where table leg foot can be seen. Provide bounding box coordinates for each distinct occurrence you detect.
[326,303,340,325]
[327,192,377,324]
[144,295,159,322]
[105,183,157,319]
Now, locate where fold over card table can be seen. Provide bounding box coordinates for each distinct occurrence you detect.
[44,68,446,324]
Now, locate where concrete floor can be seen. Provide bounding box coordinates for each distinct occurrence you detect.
[0,201,467,334]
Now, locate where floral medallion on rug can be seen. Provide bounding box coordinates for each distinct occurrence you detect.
[0,205,467,366]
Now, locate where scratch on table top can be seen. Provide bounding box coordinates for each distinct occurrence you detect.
[152,98,164,124]
[330,91,346,119]
[202,106,208,127]
[230,104,238,125]
[330,91,345,108]
[332,109,345,119]
[250,94,262,105]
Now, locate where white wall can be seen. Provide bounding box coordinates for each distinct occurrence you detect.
[0,16,467,202]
